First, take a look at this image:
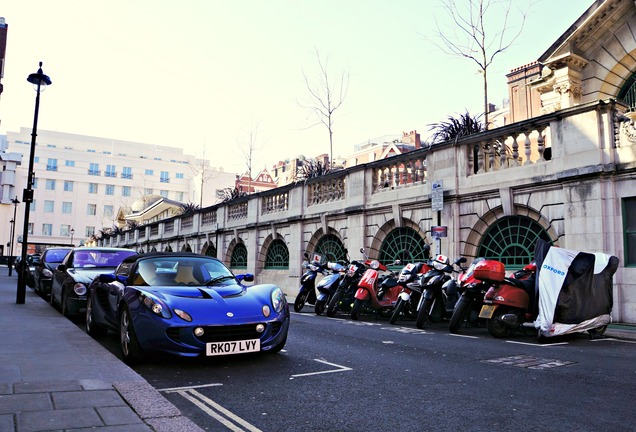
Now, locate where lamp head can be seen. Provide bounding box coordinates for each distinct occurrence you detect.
[27,62,52,89]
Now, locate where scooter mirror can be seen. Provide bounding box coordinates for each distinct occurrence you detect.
[303,252,309,259]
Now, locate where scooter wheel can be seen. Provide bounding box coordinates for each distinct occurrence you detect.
[487,309,511,338]
[389,299,405,325]
[351,299,364,320]
[449,297,470,334]
[326,290,344,317]
[314,299,326,315]
[294,293,307,313]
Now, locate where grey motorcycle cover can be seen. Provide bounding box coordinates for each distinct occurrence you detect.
[533,239,619,337]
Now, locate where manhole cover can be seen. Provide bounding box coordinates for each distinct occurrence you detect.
[482,354,576,369]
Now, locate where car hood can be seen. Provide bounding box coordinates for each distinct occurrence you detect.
[68,268,115,284]
[137,283,281,320]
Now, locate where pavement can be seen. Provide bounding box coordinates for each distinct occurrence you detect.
[1,272,635,432]
[0,272,204,432]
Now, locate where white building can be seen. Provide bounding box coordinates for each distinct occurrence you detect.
[0,128,235,255]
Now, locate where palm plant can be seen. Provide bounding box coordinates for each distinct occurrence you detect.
[427,112,484,144]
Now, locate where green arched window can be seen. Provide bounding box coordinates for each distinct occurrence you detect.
[265,239,289,269]
[314,234,347,262]
[230,243,248,268]
[477,216,551,269]
[379,227,430,267]
[205,245,217,258]
[617,72,636,111]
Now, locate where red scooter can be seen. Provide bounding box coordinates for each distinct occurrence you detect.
[477,260,537,338]
[350,258,400,320]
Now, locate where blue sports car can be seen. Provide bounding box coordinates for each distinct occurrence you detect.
[85,252,289,364]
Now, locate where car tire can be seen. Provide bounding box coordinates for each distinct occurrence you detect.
[120,306,144,364]
[85,296,107,337]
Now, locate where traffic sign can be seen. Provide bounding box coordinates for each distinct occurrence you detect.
[431,180,443,212]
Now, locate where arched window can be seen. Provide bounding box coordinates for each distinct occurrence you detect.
[230,243,248,268]
[265,239,289,269]
[617,72,636,111]
[379,227,429,267]
[314,234,347,262]
[205,245,217,258]
[477,216,551,269]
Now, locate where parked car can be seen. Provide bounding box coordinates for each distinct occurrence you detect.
[16,254,41,288]
[85,252,289,364]
[50,247,137,318]
[33,247,72,297]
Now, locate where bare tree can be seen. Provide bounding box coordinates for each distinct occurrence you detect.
[237,118,262,194]
[189,142,218,207]
[433,0,529,128]
[299,48,349,168]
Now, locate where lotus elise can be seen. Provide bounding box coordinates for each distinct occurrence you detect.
[85,252,289,364]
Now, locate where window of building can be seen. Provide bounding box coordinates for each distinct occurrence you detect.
[379,227,430,267]
[65,160,75,167]
[46,158,58,171]
[230,243,248,269]
[314,234,348,263]
[85,226,95,237]
[62,202,72,214]
[28,223,33,235]
[34,156,39,163]
[160,190,169,198]
[145,188,153,195]
[44,200,54,212]
[105,184,115,195]
[88,183,98,194]
[104,205,114,217]
[145,169,154,176]
[32,178,38,189]
[264,239,289,269]
[122,186,131,197]
[29,200,35,211]
[623,197,636,266]
[45,179,56,190]
[176,192,184,201]
[42,223,52,236]
[88,163,100,175]
[60,225,71,237]
[122,167,133,179]
[105,164,116,178]
[64,181,74,192]
[176,172,184,179]
[477,215,552,270]
[160,171,170,183]
[87,204,96,215]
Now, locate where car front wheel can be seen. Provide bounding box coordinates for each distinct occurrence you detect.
[120,306,143,364]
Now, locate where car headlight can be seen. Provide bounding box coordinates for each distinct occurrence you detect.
[270,287,285,313]
[138,293,172,319]
[73,283,87,296]
[43,269,53,278]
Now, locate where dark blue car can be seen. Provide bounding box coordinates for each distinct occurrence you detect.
[85,252,289,364]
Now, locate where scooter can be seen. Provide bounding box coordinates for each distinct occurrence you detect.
[314,261,346,315]
[415,255,467,329]
[389,260,432,325]
[326,249,371,317]
[294,253,326,313]
[351,253,400,320]
[477,260,537,338]
[448,257,489,333]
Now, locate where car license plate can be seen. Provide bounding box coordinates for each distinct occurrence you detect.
[206,339,260,356]
[479,305,496,319]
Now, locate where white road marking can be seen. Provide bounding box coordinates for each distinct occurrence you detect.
[175,389,263,432]
[159,382,223,392]
[591,338,636,344]
[448,333,480,339]
[506,340,569,347]
[290,358,353,378]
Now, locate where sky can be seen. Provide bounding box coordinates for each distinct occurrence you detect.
[0,0,594,174]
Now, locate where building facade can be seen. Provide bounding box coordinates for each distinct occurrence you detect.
[0,128,234,254]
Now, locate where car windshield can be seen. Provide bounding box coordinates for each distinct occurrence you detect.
[133,256,235,287]
[45,249,71,263]
[74,250,137,268]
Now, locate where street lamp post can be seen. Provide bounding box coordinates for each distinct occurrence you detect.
[17,62,51,304]
[8,196,19,276]
[70,228,74,246]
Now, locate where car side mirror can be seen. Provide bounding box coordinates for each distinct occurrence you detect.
[56,264,67,272]
[236,273,254,283]
[98,273,117,283]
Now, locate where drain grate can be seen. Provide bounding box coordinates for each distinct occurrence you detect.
[482,354,576,369]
